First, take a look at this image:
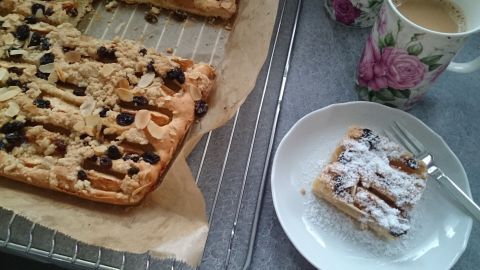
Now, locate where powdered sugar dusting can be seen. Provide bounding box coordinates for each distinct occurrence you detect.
[300,158,426,257]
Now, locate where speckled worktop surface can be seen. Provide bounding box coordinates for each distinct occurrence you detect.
[1,0,479,269]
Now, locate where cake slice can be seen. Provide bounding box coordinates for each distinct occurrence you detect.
[312,127,427,239]
[0,14,215,205]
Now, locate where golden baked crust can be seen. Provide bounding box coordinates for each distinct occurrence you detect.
[0,14,215,205]
[122,0,237,19]
[0,0,93,26]
[312,127,427,239]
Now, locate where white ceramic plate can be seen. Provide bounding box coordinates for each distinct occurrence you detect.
[271,101,472,270]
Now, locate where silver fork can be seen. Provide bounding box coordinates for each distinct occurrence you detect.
[386,121,480,222]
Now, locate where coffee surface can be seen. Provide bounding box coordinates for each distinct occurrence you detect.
[395,0,465,33]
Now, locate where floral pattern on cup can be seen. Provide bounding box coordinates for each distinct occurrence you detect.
[355,1,467,110]
[325,0,384,28]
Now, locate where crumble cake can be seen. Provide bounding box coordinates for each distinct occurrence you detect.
[312,127,427,239]
[0,13,216,205]
[0,0,93,26]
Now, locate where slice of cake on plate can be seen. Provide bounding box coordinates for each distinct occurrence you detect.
[312,127,427,239]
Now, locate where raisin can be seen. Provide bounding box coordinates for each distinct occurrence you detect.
[360,128,379,150]
[194,100,208,117]
[332,175,345,194]
[28,32,42,47]
[405,158,419,169]
[7,67,23,75]
[142,151,160,164]
[144,12,158,24]
[127,167,140,176]
[139,48,147,56]
[44,7,54,16]
[389,230,407,237]
[146,61,155,73]
[6,78,21,87]
[73,87,86,96]
[5,131,25,146]
[116,112,134,126]
[172,10,188,21]
[123,154,140,162]
[24,15,37,24]
[33,98,51,108]
[53,139,67,156]
[99,156,112,168]
[337,152,350,163]
[77,170,88,180]
[166,67,185,84]
[99,107,109,118]
[1,121,25,134]
[35,70,49,80]
[65,7,78,17]
[0,141,5,151]
[31,3,46,15]
[132,96,148,107]
[40,38,50,50]
[15,25,30,41]
[96,46,117,61]
[106,145,122,160]
[39,52,55,65]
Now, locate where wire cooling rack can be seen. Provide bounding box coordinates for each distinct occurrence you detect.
[0,0,302,269]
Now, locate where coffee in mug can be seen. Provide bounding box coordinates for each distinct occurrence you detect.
[355,0,480,110]
[395,0,465,33]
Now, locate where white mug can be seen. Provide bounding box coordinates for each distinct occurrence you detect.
[356,0,480,110]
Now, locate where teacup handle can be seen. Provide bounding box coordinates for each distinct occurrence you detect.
[447,56,480,73]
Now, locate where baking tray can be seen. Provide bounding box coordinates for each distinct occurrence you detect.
[0,0,302,269]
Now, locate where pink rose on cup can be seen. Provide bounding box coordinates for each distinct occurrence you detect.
[382,47,427,89]
[357,36,388,90]
[357,35,427,90]
[333,0,361,25]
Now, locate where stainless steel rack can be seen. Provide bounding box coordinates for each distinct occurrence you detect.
[0,0,302,269]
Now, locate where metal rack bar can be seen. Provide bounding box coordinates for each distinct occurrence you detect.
[242,0,302,269]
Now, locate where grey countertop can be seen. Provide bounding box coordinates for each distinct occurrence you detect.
[1,0,479,269]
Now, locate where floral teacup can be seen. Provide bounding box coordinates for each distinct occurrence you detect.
[325,0,384,27]
[356,0,480,110]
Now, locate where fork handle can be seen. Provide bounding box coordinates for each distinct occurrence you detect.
[429,166,480,222]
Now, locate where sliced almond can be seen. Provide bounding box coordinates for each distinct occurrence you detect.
[64,51,81,63]
[188,85,202,101]
[117,78,130,89]
[0,87,21,102]
[151,112,170,126]
[55,64,66,82]
[146,121,167,140]
[0,68,8,83]
[137,72,155,88]
[39,63,54,74]
[100,65,114,77]
[135,109,151,129]
[85,115,101,128]
[80,96,96,116]
[5,101,20,117]
[115,87,133,102]
[0,87,8,95]
[8,49,27,56]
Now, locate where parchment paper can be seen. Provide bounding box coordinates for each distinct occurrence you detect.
[0,0,278,266]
